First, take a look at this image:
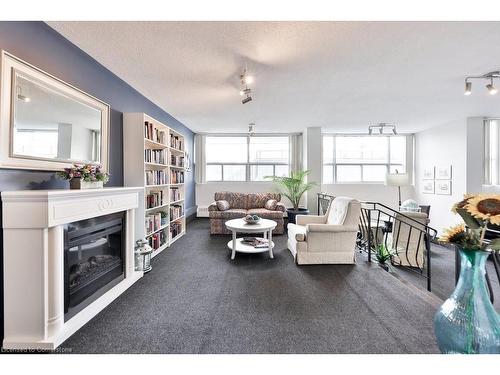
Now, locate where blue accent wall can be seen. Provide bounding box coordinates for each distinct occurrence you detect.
[0,21,196,344]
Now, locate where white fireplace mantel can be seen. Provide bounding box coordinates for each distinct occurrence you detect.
[2,187,143,350]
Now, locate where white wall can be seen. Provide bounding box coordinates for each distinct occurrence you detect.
[415,120,467,234]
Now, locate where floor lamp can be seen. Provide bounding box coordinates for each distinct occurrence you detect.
[385,171,409,209]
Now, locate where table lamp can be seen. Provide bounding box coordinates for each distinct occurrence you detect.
[385,171,409,208]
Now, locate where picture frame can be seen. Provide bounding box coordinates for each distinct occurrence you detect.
[423,166,435,180]
[436,165,452,180]
[436,180,452,195]
[422,180,435,194]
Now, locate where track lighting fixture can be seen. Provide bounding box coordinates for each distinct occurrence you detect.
[240,68,253,104]
[464,71,500,96]
[248,123,255,137]
[368,122,397,135]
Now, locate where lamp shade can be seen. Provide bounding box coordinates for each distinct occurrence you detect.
[385,172,409,187]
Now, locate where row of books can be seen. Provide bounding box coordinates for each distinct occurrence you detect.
[145,212,163,235]
[149,230,167,250]
[145,170,167,185]
[170,204,184,221]
[170,134,183,150]
[144,121,166,145]
[170,187,182,202]
[170,170,184,184]
[145,149,167,165]
[170,154,184,167]
[170,221,182,239]
[146,191,165,209]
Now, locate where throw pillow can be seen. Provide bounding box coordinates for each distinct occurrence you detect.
[216,200,230,211]
[264,199,278,210]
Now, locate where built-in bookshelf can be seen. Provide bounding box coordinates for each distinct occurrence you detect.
[123,113,186,258]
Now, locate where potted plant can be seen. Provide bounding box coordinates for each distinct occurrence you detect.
[375,244,393,271]
[57,163,110,189]
[434,193,500,354]
[266,170,317,224]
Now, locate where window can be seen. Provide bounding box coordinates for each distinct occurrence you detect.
[485,119,500,185]
[322,135,408,183]
[205,136,290,181]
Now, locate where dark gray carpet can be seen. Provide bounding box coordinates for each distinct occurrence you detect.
[61,218,440,353]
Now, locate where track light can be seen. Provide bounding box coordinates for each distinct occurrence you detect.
[239,68,254,104]
[248,123,255,137]
[242,96,252,104]
[368,123,397,136]
[464,71,500,96]
[487,78,498,95]
[464,81,472,96]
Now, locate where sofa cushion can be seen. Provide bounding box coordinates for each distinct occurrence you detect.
[247,193,281,209]
[327,197,351,225]
[216,200,230,211]
[214,192,248,209]
[209,208,247,219]
[247,208,283,219]
[264,199,278,210]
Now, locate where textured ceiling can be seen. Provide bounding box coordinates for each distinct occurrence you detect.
[48,21,500,133]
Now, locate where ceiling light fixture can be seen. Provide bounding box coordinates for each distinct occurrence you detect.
[248,122,255,137]
[368,122,397,135]
[240,68,253,104]
[464,71,500,96]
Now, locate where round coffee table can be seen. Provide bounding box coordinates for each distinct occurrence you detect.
[225,218,277,260]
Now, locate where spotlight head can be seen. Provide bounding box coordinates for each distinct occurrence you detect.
[242,95,253,104]
[239,90,244,96]
[487,83,498,95]
[464,81,472,96]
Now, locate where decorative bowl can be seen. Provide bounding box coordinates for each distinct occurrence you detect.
[243,215,260,224]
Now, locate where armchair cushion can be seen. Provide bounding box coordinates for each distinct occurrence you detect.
[216,200,230,211]
[296,214,327,226]
[306,224,359,233]
[264,199,278,210]
[327,196,353,224]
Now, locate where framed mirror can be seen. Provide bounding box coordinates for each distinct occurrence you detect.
[0,50,110,172]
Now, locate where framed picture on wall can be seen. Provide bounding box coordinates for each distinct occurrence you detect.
[422,180,435,194]
[423,167,435,180]
[436,180,452,195]
[436,165,452,180]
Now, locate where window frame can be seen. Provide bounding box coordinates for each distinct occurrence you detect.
[205,134,291,182]
[322,134,412,184]
[484,118,500,186]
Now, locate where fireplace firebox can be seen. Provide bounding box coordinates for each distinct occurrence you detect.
[64,211,125,320]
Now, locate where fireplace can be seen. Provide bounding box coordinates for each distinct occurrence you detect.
[64,211,125,320]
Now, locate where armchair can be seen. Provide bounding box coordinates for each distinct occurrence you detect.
[287,197,361,265]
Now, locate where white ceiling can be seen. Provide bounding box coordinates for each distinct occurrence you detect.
[48,21,500,133]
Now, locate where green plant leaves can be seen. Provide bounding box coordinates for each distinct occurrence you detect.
[265,170,317,210]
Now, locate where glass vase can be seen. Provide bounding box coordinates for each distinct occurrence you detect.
[434,248,500,353]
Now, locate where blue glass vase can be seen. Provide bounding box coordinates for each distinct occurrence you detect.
[434,248,500,353]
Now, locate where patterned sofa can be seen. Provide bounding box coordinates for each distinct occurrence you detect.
[208,192,285,234]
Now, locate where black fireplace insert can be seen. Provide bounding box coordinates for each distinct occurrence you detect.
[64,211,125,321]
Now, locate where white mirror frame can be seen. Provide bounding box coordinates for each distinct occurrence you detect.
[0,50,110,172]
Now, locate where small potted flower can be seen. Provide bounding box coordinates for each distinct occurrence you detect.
[57,163,110,189]
[434,193,500,354]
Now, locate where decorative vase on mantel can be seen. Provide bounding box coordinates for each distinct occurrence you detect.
[69,178,104,190]
[433,248,500,354]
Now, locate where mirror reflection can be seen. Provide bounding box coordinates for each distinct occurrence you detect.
[12,72,102,164]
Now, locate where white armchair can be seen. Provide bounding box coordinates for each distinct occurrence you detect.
[287,197,361,265]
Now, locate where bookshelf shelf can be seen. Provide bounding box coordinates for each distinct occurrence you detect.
[124,112,187,254]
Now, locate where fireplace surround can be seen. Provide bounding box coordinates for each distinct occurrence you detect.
[1,187,142,350]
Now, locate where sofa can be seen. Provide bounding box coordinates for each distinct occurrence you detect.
[208,192,285,234]
[287,196,361,264]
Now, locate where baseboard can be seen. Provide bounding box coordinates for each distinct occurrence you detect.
[185,206,198,222]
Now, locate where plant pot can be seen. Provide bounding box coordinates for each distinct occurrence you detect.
[287,208,310,224]
[378,263,389,272]
[434,248,500,353]
[69,178,104,190]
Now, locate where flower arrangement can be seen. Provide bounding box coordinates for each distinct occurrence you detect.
[440,194,500,251]
[56,163,110,183]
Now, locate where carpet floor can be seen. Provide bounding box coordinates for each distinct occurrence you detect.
[62,218,440,354]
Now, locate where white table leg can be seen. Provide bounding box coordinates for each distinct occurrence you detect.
[263,231,267,239]
[268,229,274,259]
[231,230,237,260]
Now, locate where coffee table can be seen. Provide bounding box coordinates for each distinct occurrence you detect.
[225,218,277,260]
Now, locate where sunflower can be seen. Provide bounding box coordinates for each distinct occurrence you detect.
[439,224,466,244]
[452,193,475,213]
[465,194,500,225]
